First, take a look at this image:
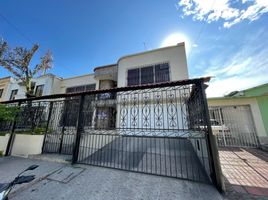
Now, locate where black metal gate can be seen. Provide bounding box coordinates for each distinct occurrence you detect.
[74,80,217,184]
[42,99,79,155]
[1,78,223,190]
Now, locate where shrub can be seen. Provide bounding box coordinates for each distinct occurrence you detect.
[0,104,19,122]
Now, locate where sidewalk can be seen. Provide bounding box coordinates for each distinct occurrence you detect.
[219,147,268,199]
[0,156,222,200]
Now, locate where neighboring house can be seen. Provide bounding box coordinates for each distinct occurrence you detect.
[0,77,12,102]
[208,83,268,149]
[2,74,62,101]
[59,73,97,94]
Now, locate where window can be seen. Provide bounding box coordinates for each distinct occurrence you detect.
[127,69,140,86]
[0,89,3,98]
[10,89,18,100]
[35,85,44,97]
[66,84,96,93]
[141,66,154,84]
[127,63,170,86]
[62,84,96,126]
[155,63,170,83]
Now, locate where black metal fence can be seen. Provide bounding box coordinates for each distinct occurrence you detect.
[0,78,222,190]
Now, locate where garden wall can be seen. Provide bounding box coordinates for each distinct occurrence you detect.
[11,134,44,157]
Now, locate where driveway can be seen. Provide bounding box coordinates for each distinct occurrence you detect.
[79,136,210,183]
[219,147,268,199]
[0,156,222,200]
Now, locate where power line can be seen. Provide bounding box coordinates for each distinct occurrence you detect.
[0,11,78,75]
[0,12,34,45]
[188,0,216,57]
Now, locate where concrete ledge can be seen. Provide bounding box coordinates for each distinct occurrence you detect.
[0,134,10,155]
[11,134,44,157]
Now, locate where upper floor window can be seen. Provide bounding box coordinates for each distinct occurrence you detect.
[66,84,96,93]
[10,89,18,100]
[0,89,3,98]
[35,85,44,97]
[127,69,140,86]
[155,63,170,83]
[127,63,170,86]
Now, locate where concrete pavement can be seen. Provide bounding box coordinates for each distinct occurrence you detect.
[0,156,222,200]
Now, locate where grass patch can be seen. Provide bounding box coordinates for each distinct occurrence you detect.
[15,127,49,135]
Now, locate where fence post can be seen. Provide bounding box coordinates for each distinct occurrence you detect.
[72,94,85,164]
[42,101,54,153]
[197,80,224,192]
[5,101,21,156]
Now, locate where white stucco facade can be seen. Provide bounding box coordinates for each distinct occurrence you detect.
[1,44,189,100]
[57,74,96,93]
[117,43,188,87]
[2,74,62,101]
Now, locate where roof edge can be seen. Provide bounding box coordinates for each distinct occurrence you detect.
[117,43,185,64]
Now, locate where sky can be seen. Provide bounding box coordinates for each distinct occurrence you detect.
[0,0,268,97]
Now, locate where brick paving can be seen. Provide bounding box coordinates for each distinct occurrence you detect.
[219,147,268,199]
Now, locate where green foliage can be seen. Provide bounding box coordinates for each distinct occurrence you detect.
[0,150,3,157]
[14,127,50,135]
[0,104,19,122]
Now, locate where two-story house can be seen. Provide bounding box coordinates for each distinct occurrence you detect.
[1,43,188,131]
[93,43,188,130]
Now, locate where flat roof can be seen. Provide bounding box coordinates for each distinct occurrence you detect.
[93,64,117,72]
[0,76,11,80]
[62,73,94,80]
[117,43,185,63]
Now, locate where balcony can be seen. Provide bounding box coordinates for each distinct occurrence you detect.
[94,64,117,81]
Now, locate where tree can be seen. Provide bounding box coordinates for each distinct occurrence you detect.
[0,39,53,98]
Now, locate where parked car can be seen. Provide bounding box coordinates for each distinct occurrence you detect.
[210,119,231,136]
[209,119,236,145]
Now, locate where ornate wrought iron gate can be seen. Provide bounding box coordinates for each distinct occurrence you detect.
[74,80,218,184]
[1,78,223,190]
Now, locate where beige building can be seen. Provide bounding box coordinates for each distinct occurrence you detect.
[1,43,189,131]
[117,43,188,87]
[0,77,11,102]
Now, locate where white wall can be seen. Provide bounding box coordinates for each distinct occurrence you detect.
[3,74,59,100]
[0,134,10,155]
[58,74,96,93]
[11,134,44,157]
[117,43,188,87]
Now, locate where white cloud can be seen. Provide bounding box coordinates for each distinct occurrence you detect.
[178,0,268,28]
[201,32,268,97]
